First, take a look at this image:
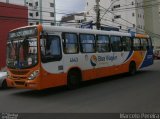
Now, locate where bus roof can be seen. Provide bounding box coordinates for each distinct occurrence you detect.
[10,24,149,38]
[41,25,131,37]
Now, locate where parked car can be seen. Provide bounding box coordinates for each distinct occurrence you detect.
[0,72,7,89]
[154,50,160,59]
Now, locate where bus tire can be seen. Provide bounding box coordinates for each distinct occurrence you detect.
[67,70,81,90]
[129,62,137,75]
[2,80,7,89]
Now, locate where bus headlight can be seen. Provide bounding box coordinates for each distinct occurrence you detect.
[28,70,39,80]
[7,71,11,78]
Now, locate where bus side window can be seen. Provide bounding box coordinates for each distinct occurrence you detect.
[63,33,78,54]
[141,38,148,51]
[110,36,122,52]
[122,37,132,51]
[133,38,141,51]
[80,34,95,53]
[147,38,153,49]
[97,35,110,53]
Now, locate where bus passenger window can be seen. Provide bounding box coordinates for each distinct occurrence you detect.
[41,35,62,63]
[97,35,110,52]
[110,36,122,52]
[63,33,78,54]
[80,34,95,53]
[133,38,141,51]
[141,38,148,51]
[122,37,132,51]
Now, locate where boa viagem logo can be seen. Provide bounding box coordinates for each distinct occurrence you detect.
[90,55,97,67]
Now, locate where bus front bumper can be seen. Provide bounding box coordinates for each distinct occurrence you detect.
[6,78,41,90]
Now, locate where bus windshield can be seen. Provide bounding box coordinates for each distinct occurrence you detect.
[7,27,38,69]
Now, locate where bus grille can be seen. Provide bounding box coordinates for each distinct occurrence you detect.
[12,76,27,80]
[10,70,29,75]
[15,81,25,85]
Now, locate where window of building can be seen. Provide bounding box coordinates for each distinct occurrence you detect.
[50,3,54,7]
[50,12,54,17]
[122,37,132,51]
[50,22,54,26]
[63,33,79,54]
[35,2,38,6]
[36,22,39,25]
[97,35,110,52]
[133,38,141,50]
[80,34,95,53]
[113,4,120,9]
[133,24,135,28]
[30,23,34,25]
[132,12,135,17]
[110,36,122,52]
[132,1,134,5]
[114,15,121,19]
[29,3,33,7]
[36,12,39,16]
[29,13,33,17]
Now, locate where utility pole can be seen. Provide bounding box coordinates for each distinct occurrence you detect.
[54,0,56,25]
[95,0,100,30]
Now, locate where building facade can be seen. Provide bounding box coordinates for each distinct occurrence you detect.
[144,0,160,50]
[0,2,28,70]
[85,0,145,32]
[61,13,85,28]
[25,0,56,25]
[0,0,56,25]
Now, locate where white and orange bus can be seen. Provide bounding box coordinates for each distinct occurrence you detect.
[6,25,154,90]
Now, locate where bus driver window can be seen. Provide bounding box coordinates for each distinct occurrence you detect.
[41,35,62,63]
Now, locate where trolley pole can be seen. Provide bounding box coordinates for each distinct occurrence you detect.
[96,0,100,30]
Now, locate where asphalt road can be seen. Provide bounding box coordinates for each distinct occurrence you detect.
[0,60,160,113]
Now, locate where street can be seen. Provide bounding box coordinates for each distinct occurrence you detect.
[0,60,160,113]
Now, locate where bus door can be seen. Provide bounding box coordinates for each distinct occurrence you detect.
[140,38,153,67]
[40,33,64,82]
[121,37,133,71]
[79,34,96,80]
[110,36,123,74]
[96,35,113,77]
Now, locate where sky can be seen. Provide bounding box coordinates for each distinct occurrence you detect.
[55,0,85,20]
[0,0,85,20]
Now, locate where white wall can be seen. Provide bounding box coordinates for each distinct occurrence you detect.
[26,0,55,25]
[144,0,160,49]
[0,0,25,5]
[85,0,145,32]
[41,0,55,25]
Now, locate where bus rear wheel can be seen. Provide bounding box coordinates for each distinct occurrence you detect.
[67,70,81,89]
[129,62,137,75]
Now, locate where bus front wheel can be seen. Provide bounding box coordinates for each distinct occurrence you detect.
[129,62,137,75]
[1,80,8,89]
[67,70,81,89]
